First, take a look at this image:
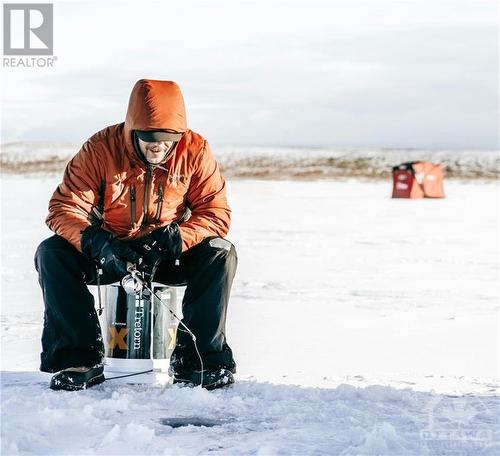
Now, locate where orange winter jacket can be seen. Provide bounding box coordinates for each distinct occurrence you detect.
[46,79,230,252]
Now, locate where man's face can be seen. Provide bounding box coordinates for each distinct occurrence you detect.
[138,138,174,164]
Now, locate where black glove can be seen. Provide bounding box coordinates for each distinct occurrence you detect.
[81,226,143,278]
[133,223,182,278]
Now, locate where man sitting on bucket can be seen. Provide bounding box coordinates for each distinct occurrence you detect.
[34,79,237,391]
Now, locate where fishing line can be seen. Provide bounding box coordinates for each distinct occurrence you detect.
[106,369,154,380]
[144,281,205,388]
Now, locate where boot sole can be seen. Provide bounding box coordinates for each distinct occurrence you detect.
[173,375,235,391]
[50,373,105,391]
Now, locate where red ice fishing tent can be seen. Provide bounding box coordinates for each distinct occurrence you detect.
[392,162,445,198]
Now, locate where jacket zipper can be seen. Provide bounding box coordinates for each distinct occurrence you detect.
[129,185,136,228]
[154,186,164,222]
[141,166,153,228]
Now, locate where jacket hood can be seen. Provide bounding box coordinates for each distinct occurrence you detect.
[123,79,188,159]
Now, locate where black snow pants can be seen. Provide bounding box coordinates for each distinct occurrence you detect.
[34,234,237,374]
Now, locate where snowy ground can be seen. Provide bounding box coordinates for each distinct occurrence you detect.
[1,175,499,455]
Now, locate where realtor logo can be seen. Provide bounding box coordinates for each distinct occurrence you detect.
[3,3,53,55]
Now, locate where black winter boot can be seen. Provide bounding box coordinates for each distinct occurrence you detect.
[50,364,105,391]
[172,368,235,390]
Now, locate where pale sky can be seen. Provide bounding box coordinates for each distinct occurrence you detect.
[1,0,498,148]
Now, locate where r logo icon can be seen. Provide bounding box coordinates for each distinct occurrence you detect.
[3,4,53,55]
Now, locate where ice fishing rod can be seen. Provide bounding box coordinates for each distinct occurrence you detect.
[114,264,205,388]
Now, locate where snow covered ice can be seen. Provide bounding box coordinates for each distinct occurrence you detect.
[1,174,499,455]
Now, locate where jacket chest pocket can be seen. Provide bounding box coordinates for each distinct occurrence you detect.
[152,185,164,222]
[153,179,188,222]
[103,177,139,230]
[129,185,137,228]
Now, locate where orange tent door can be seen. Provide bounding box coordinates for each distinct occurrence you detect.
[420,163,445,198]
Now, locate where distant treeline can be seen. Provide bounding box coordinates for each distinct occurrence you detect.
[1,142,498,180]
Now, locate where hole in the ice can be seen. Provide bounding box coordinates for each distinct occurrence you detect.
[159,417,225,428]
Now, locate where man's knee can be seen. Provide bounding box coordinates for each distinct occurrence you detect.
[34,235,77,269]
[207,237,236,255]
[185,237,237,271]
[204,237,237,265]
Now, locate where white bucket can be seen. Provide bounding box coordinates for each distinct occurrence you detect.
[91,282,184,376]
